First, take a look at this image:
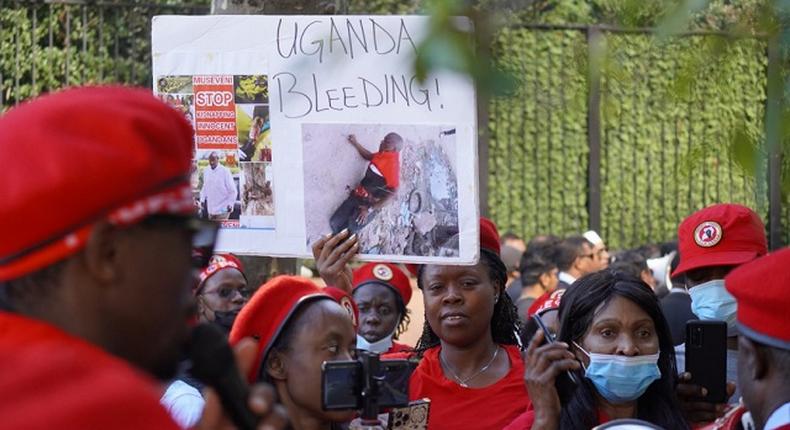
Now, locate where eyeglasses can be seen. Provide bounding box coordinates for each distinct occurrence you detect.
[202,286,251,300]
[138,214,219,268]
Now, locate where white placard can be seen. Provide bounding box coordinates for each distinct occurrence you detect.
[152,15,479,264]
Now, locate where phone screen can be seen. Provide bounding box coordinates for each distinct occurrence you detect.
[322,361,361,410]
[378,360,411,408]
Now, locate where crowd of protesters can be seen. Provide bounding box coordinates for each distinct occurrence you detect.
[1,86,788,430]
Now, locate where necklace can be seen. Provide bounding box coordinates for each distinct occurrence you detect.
[440,346,500,388]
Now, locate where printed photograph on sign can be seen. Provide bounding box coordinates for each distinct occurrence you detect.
[240,162,275,228]
[195,150,241,224]
[303,123,460,257]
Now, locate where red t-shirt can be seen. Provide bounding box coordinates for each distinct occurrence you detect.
[371,151,400,189]
[388,341,414,354]
[408,344,530,430]
[0,312,181,430]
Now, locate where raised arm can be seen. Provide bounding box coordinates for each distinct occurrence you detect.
[347,134,373,161]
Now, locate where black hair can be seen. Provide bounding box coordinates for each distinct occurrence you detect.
[519,251,557,286]
[554,270,689,430]
[414,249,520,355]
[500,231,522,244]
[610,250,649,280]
[554,236,593,272]
[1,259,67,311]
[526,234,561,261]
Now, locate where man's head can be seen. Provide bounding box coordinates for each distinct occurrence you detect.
[610,250,655,290]
[672,204,767,333]
[583,230,610,271]
[726,248,790,430]
[500,231,526,253]
[208,152,219,169]
[379,132,403,152]
[0,86,202,380]
[554,236,596,279]
[195,254,249,332]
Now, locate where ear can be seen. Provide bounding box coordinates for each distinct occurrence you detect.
[740,336,768,381]
[81,221,122,284]
[265,351,288,381]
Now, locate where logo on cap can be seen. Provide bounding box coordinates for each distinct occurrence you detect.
[694,221,723,248]
[373,264,393,281]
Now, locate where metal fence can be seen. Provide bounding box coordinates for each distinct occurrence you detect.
[488,24,785,250]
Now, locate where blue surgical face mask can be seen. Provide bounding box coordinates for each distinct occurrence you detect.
[574,342,661,403]
[689,279,738,335]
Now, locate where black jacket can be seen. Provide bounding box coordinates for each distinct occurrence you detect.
[660,289,697,346]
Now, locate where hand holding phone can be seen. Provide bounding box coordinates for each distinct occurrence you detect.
[685,320,727,403]
[532,315,579,385]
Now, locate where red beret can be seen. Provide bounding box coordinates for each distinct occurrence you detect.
[725,247,790,350]
[673,204,767,277]
[323,286,359,329]
[480,217,501,256]
[0,86,194,281]
[195,254,245,294]
[229,276,331,383]
[353,263,412,306]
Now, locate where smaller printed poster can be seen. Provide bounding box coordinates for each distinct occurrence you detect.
[193,75,238,150]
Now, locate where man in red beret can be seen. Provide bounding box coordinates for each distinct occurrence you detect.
[352,262,414,354]
[671,203,768,422]
[726,248,790,430]
[0,87,285,430]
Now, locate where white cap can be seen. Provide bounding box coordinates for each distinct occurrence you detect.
[583,230,603,246]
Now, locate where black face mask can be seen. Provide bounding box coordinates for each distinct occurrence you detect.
[210,309,240,335]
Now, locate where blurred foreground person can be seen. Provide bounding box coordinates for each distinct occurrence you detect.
[508,271,688,429]
[230,276,357,430]
[410,218,529,430]
[0,86,285,430]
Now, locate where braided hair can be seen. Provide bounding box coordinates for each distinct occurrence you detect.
[414,249,521,355]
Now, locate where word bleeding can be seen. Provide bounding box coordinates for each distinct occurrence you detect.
[274,72,443,119]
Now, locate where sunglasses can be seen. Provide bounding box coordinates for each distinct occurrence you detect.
[138,214,219,268]
[202,286,251,300]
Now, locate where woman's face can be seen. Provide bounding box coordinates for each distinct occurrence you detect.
[198,268,248,322]
[422,261,500,347]
[275,300,357,423]
[353,283,400,343]
[576,295,659,364]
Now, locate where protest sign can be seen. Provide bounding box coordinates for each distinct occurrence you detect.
[152,15,479,264]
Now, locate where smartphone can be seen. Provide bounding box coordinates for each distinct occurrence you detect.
[321,358,411,411]
[685,320,727,403]
[532,315,579,385]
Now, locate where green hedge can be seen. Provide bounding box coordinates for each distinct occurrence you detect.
[489,29,768,249]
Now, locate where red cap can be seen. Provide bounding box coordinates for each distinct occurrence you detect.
[229,276,331,383]
[534,289,566,316]
[672,204,767,277]
[480,217,501,256]
[353,263,412,306]
[725,248,790,350]
[0,86,194,281]
[404,264,420,278]
[323,286,359,329]
[195,254,245,294]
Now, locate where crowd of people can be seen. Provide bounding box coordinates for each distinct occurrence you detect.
[1,86,788,430]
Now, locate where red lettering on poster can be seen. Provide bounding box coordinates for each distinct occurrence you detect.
[193,75,237,150]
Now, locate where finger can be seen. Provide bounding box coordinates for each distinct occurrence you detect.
[311,234,329,259]
[257,404,289,430]
[543,359,581,380]
[532,345,575,373]
[248,383,277,416]
[326,234,358,266]
[676,382,706,398]
[320,230,350,262]
[678,372,692,382]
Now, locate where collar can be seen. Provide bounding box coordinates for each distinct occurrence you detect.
[764,402,790,430]
[669,287,690,295]
[558,271,577,285]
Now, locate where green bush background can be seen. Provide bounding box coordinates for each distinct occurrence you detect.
[2,0,785,249]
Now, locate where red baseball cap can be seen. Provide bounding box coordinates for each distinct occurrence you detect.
[353,262,412,306]
[195,254,245,294]
[535,289,566,316]
[480,217,501,256]
[229,276,332,383]
[0,86,194,281]
[672,204,767,277]
[725,247,790,350]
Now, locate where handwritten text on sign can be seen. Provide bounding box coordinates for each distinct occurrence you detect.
[273,17,444,119]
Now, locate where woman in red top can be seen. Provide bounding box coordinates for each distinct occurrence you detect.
[508,270,688,429]
[408,218,529,430]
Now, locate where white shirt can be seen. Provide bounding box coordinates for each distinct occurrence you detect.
[200,164,237,215]
[764,402,790,430]
[160,380,205,429]
[558,271,577,286]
